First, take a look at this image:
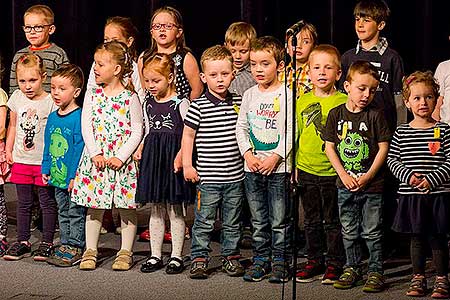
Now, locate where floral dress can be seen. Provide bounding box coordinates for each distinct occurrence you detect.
[72,88,142,209]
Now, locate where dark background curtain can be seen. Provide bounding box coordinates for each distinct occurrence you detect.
[0,0,448,91]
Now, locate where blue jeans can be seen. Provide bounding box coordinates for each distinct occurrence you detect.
[55,188,87,248]
[190,181,243,259]
[244,172,292,260]
[338,189,383,273]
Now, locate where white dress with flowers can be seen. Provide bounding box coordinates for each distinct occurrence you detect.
[72,87,143,209]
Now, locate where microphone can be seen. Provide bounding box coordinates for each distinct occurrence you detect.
[286,20,305,37]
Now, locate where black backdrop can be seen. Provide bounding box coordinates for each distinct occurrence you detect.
[1,0,449,92]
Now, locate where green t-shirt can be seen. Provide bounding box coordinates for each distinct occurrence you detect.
[296,90,347,176]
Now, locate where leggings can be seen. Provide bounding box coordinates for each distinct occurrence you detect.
[411,234,449,276]
[0,185,7,238]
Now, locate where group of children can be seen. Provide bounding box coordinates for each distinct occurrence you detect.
[0,1,450,298]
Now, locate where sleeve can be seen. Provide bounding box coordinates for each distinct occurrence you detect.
[179,98,190,120]
[235,90,253,155]
[322,108,338,143]
[0,89,8,106]
[374,110,392,142]
[59,48,70,65]
[184,101,201,130]
[386,128,413,184]
[424,125,450,189]
[142,98,150,140]
[272,91,293,159]
[9,53,21,96]
[391,52,404,95]
[41,115,53,175]
[81,89,102,158]
[435,62,446,97]
[131,61,145,103]
[67,111,85,180]
[7,90,20,112]
[116,93,143,162]
[337,51,350,92]
[86,62,97,94]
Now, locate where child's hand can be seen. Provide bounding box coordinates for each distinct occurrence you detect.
[341,173,359,192]
[409,173,424,187]
[107,157,124,171]
[174,151,182,173]
[355,173,372,191]
[42,174,50,185]
[259,153,281,176]
[68,179,74,192]
[133,145,143,161]
[416,177,431,194]
[243,151,262,172]
[184,166,199,183]
[6,151,13,164]
[92,154,106,170]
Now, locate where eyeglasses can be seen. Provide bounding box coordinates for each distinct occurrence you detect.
[151,23,178,31]
[22,24,53,33]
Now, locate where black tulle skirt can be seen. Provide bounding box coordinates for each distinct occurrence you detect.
[392,193,450,234]
[136,132,195,205]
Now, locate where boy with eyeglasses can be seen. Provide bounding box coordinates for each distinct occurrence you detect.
[9,4,69,95]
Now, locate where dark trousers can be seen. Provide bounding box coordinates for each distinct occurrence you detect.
[411,234,448,276]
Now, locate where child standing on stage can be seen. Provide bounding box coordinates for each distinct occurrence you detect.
[388,71,450,298]
[135,53,193,274]
[72,41,143,271]
[3,53,57,261]
[139,6,203,100]
[0,54,11,257]
[43,64,86,267]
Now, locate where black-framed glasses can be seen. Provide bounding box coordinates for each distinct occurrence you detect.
[151,23,178,30]
[22,24,53,33]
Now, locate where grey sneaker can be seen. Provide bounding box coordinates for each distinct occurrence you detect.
[243,258,271,282]
[268,259,291,283]
[221,255,244,277]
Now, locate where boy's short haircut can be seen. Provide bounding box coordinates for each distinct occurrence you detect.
[24,4,54,24]
[299,22,319,47]
[309,44,341,69]
[346,60,380,83]
[225,22,257,46]
[53,64,84,89]
[354,0,390,24]
[402,71,440,101]
[251,36,284,65]
[200,45,233,72]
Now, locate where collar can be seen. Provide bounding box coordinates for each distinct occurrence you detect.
[235,63,251,75]
[205,89,233,106]
[355,37,388,55]
[29,43,52,51]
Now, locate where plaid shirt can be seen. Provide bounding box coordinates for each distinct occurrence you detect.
[356,37,388,55]
[279,62,312,98]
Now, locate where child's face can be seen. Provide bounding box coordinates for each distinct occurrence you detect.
[288,31,314,64]
[354,15,384,45]
[104,24,133,48]
[250,50,282,88]
[23,13,54,48]
[16,66,46,100]
[405,82,437,120]
[200,59,234,99]
[93,50,119,85]
[150,12,182,49]
[225,40,251,70]
[142,68,173,100]
[344,72,379,111]
[308,52,341,93]
[51,76,80,110]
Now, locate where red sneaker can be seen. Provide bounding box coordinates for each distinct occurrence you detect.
[139,229,150,242]
[322,265,342,285]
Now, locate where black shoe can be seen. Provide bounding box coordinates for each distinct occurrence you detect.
[221,255,244,277]
[3,242,31,260]
[189,258,208,279]
[140,256,163,273]
[166,257,184,274]
[33,242,53,261]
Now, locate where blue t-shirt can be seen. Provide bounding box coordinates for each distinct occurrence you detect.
[42,108,84,189]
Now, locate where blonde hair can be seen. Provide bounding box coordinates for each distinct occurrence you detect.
[105,16,139,61]
[225,22,257,46]
[95,41,134,92]
[346,60,380,83]
[251,36,284,65]
[200,45,233,72]
[24,4,54,24]
[309,44,341,69]
[16,53,46,76]
[143,53,176,91]
[402,71,439,101]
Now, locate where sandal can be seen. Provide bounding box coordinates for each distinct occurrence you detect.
[432,276,449,299]
[79,248,98,271]
[406,274,427,297]
[112,249,133,271]
[166,257,184,274]
[140,256,163,273]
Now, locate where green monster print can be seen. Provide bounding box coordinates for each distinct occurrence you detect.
[337,132,369,173]
[49,128,69,187]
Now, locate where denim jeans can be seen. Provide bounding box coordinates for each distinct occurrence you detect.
[190,181,243,259]
[338,189,383,273]
[244,172,292,260]
[55,188,87,248]
[298,170,344,265]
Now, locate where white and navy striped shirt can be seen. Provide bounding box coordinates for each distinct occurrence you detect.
[184,90,244,184]
[387,122,450,194]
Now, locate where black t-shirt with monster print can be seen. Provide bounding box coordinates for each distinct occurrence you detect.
[323,103,391,193]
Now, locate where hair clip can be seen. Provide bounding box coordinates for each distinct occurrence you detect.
[405,76,415,86]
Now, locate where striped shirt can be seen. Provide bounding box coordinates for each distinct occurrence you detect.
[387,122,450,194]
[184,90,244,184]
[228,64,256,97]
[9,43,69,95]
